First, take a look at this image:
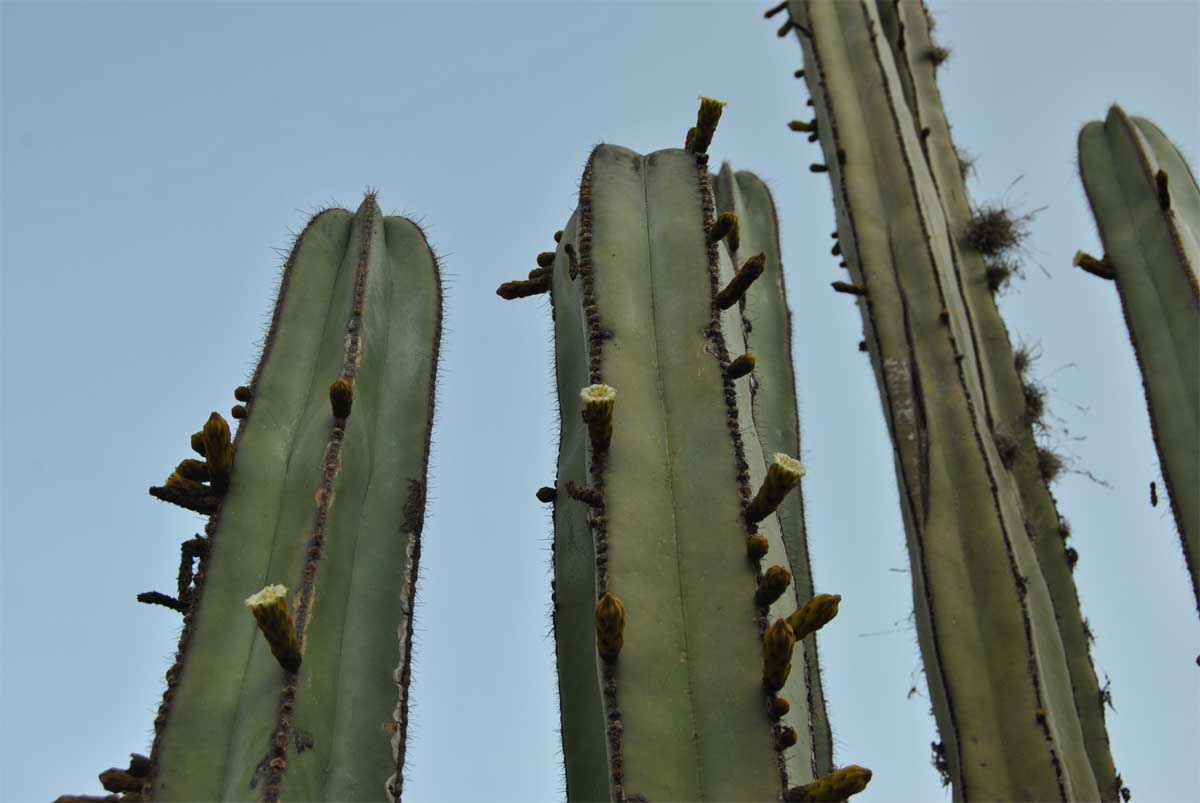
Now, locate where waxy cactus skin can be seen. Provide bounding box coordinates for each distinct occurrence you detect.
[77,193,442,803]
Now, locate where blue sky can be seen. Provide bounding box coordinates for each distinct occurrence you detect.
[2,1,1197,801]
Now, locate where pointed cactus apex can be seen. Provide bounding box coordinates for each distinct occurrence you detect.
[231,404,247,420]
[786,593,842,639]
[746,453,806,523]
[756,564,792,606]
[536,486,557,503]
[788,120,816,133]
[688,96,726,155]
[716,253,766,310]
[202,412,234,492]
[777,726,799,750]
[708,211,740,250]
[784,765,873,802]
[175,458,210,483]
[330,378,353,419]
[595,592,626,663]
[1073,250,1115,280]
[768,697,791,720]
[537,251,556,268]
[762,618,796,693]
[190,431,206,457]
[746,533,770,561]
[580,384,616,453]
[727,353,756,380]
[245,584,301,673]
[234,385,253,402]
[553,230,563,242]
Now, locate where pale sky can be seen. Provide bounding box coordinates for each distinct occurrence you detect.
[2,1,1198,801]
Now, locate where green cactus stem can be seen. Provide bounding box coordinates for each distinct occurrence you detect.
[1076,105,1200,616]
[526,100,850,800]
[133,193,441,803]
[779,0,1115,798]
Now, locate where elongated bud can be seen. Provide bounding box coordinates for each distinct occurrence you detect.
[715,253,766,310]
[794,69,805,78]
[99,769,143,794]
[727,353,756,379]
[777,726,798,750]
[202,412,234,493]
[764,0,787,18]
[528,266,551,281]
[329,378,353,419]
[786,593,842,639]
[784,765,873,802]
[788,120,816,133]
[165,471,207,497]
[777,19,795,37]
[497,276,551,299]
[688,96,726,155]
[580,384,616,453]
[746,533,770,560]
[768,697,790,720]
[234,385,252,402]
[175,458,210,483]
[595,592,626,662]
[762,618,796,692]
[832,281,866,296]
[757,564,792,606]
[245,584,301,673]
[810,163,828,173]
[708,211,740,251]
[1073,250,1115,280]
[746,453,806,523]
[190,431,206,457]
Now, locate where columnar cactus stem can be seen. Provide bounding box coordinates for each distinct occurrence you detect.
[777,0,1112,798]
[1076,105,1200,616]
[134,193,442,803]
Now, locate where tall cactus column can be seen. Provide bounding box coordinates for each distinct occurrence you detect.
[773,0,1109,799]
[135,193,441,802]
[1076,106,1200,616]
[499,104,866,802]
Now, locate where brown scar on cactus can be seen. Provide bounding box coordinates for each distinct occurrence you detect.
[708,211,740,250]
[580,383,616,453]
[756,565,792,606]
[785,593,841,639]
[595,592,625,662]
[1073,250,1116,280]
[726,353,756,380]
[715,253,765,309]
[564,242,579,279]
[245,584,302,674]
[329,378,353,419]
[832,281,866,296]
[784,764,873,802]
[687,96,726,155]
[745,453,805,523]
[762,618,796,693]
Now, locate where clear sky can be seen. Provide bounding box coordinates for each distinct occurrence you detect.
[2,1,1197,801]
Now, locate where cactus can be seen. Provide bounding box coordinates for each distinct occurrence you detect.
[1075,105,1200,615]
[75,193,443,802]
[499,101,863,802]
[774,0,1122,798]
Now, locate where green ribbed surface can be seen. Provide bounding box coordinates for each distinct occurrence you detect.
[152,196,440,802]
[784,0,1102,798]
[1078,105,1200,615]
[548,145,824,800]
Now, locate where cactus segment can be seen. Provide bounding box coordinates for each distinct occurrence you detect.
[785,593,841,640]
[762,618,796,693]
[783,0,1110,798]
[715,253,766,309]
[189,431,206,457]
[496,276,551,299]
[174,459,210,483]
[688,96,727,155]
[536,485,558,503]
[245,584,302,673]
[726,353,757,379]
[145,195,441,802]
[788,119,817,132]
[708,211,740,250]
[746,533,770,561]
[328,377,353,419]
[756,564,793,606]
[201,412,234,493]
[594,592,626,662]
[1073,250,1116,280]
[783,764,873,802]
[745,453,805,523]
[580,383,617,453]
[1077,105,1200,615]
[777,726,799,749]
[537,250,557,268]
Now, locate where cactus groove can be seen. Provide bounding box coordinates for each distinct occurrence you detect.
[133,193,441,802]
[1076,105,1200,616]
[778,0,1119,798]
